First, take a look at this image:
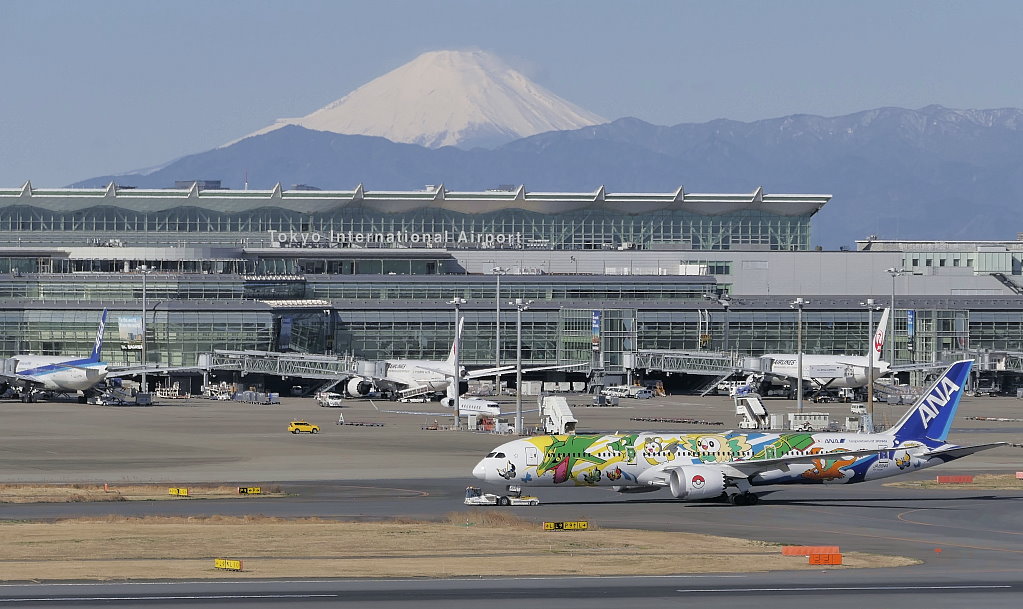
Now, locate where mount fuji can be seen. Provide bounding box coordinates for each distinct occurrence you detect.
[68,49,1023,248]
[233,50,606,150]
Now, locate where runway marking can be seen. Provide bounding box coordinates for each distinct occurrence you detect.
[0,574,747,589]
[332,484,430,497]
[897,507,1023,536]
[0,594,340,602]
[674,585,1012,593]
[598,503,1023,555]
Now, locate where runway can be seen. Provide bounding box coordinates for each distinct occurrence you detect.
[1,393,1021,606]
[0,570,1019,607]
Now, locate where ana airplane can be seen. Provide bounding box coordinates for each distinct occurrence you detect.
[473,359,1003,505]
[753,308,891,392]
[0,309,110,403]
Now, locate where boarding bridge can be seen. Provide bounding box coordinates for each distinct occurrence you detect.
[631,350,740,396]
[199,350,361,381]
[633,350,739,375]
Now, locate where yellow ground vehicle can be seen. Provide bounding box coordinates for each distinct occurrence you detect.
[288,420,319,434]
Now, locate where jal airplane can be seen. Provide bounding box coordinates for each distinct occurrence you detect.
[755,307,891,391]
[344,318,579,400]
[474,359,1003,505]
[1,309,109,402]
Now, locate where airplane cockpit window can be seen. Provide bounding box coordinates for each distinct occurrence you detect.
[495,452,506,458]
[486,452,497,458]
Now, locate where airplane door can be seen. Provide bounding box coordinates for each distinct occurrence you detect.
[525,446,540,467]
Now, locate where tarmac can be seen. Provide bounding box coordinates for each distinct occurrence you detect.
[1,390,1021,606]
[0,390,1019,484]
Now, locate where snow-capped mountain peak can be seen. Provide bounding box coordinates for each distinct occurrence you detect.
[237,49,606,149]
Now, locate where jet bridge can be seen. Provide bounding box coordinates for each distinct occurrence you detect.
[632,350,739,375]
[630,350,740,395]
[199,350,361,381]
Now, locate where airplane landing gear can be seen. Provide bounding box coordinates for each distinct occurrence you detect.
[728,492,759,506]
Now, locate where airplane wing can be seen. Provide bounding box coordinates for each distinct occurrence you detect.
[106,365,203,377]
[917,442,1006,461]
[468,362,589,379]
[640,446,926,486]
[8,375,46,388]
[420,362,587,379]
[889,361,950,372]
[464,365,517,378]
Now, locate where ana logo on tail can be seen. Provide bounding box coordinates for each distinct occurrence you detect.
[889,359,971,443]
[918,376,961,429]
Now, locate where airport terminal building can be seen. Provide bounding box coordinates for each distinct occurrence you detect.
[2,181,1022,392]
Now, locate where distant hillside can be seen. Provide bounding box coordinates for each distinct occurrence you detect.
[73,105,1023,249]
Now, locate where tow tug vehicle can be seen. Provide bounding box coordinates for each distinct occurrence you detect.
[464,485,539,506]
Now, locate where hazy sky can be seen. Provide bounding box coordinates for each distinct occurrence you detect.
[3,0,1023,186]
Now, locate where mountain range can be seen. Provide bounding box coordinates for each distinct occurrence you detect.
[68,51,1023,249]
[229,50,605,149]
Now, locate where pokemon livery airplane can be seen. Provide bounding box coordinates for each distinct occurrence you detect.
[473,359,1003,505]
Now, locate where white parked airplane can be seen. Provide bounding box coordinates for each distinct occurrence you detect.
[376,396,507,418]
[753,308,891,392]
[474,359,1002,505]
[343,318,580,401]
[1,309,110,402]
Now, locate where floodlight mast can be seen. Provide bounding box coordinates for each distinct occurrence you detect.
[511,298,532,435]
[448,297,467,429]
[790,298,807,413]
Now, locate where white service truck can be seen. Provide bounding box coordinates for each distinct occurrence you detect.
[316,392,345,407]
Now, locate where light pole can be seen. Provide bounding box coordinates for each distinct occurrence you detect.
[886,268,907,367]
[860,298,881,422]
[721,295,731,353]
[492,266,507,393]
[705,293,732,352]
[448,296,466,429]
[139,265,151,395]
[790,298,808,413]
[511,298,532,435]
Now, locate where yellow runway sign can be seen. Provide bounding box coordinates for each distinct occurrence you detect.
[214,558,243,571]
[543,521,588,531]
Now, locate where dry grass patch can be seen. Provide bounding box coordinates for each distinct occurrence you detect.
[0,484,284,503]
[0,513,916,581]
[885,473,1023,490]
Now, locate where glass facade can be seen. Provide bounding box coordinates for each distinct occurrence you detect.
[1,186,1020,381]
[0,185,827,251]
[0,308,274,367]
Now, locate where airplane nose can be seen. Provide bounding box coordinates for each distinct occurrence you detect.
[472,459,486,480]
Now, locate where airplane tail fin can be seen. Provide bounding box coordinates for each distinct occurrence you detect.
[445,316,465,368]
[89,308,108,362]
[871,307,890,361]
[884,359,972,443]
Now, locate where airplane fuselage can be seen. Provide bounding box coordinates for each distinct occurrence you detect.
[474,430,940,489]
[13,355,109,392]
[761,354,890,389]
[379,360,463,393]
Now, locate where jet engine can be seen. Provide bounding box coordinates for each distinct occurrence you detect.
[439,380,470,407]
[345,377,373,397]
[667,466,727,501]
